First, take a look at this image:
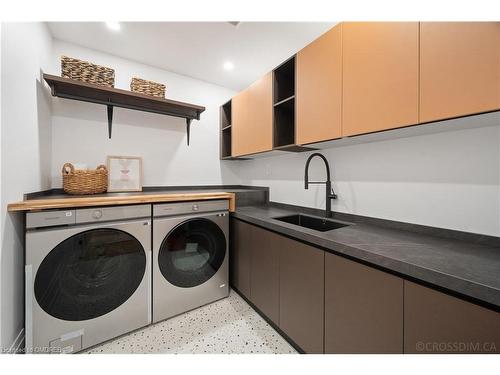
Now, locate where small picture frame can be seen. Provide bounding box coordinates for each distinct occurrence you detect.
[106,155,143,192]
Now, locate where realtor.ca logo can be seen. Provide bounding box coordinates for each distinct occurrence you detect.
[415,341,497,353]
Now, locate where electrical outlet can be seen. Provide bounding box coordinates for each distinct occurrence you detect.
[265,163,271,176]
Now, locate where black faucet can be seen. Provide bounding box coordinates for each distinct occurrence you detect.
[304,153,338,218]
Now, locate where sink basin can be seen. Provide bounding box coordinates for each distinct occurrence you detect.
[273,214,349,232]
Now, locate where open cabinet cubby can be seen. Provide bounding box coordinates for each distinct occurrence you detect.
[221,128,232,158]
[273,56,296,149]
[273,97,295,148]
[273,56,295,104]
[220,100,232,159]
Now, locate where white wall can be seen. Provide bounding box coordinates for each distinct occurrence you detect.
[0,22,53,350]
[1,22,499,352]
[238,122,500,236]
[50,41,239,188]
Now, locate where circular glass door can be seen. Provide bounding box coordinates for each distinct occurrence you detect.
[34,228,146,321]
[158,218,226,288]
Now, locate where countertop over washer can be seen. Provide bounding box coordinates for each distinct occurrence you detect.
[8,190,236,212]
[7,185,269,212]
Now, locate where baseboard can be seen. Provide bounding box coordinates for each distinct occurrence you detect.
[7,328,25,354]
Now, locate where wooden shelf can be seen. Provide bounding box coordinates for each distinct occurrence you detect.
[274,95,295,107]
[221,125,232,131]
[43,74,205,144]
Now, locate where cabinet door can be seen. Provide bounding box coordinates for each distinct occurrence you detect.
[279,237,324,353]
[404,281,500,353]
[342,22,419,136]
[250,225,280,325]
[229,219,251,298]
[296,24,342,145]
[232,73,273,156]
[420,22,500,123]
[325,254,403,353]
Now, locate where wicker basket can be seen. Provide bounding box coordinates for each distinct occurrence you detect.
[62,163,108,195]
[61,56,115,87]
[130,77,165,98]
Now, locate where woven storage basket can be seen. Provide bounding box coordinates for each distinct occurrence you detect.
[62,163,108,195]
[61,56,115,87]
[130,77,165,98]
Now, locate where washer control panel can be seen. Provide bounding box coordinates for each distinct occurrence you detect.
[91,209,103,219]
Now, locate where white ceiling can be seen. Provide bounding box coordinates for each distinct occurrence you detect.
[47,22,335,91]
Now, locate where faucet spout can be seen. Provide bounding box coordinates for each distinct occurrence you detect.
[304,153,337,217]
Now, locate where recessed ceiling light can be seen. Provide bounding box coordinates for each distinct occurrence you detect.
[223,61,234,71]
[105,22,121,31]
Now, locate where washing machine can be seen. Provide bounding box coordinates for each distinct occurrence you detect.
[25,204,151,353]
[152,200,229,322]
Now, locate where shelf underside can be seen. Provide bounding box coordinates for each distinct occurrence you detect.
[44,74,205,121]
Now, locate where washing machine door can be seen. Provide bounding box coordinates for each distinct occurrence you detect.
[34,228,147,321]
[158,217,227,288]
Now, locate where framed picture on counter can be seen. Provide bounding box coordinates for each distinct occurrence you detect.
[107,155,143,192]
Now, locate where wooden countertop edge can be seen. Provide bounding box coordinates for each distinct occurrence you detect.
[7,192,236,212]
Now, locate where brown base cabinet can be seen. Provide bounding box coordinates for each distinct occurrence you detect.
[230,219,324,353]
[324,254,404,353]
[229,219,252,297]
[249,227,280,325]
[404,281,500,353]
[279,236,325,354]
[230,218,500,354]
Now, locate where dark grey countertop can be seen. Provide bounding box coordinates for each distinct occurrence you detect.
[23,185,269,209]
[25,185,268,200]
[232,204,500,309]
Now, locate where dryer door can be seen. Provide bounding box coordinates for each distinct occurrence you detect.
[34,228,147,321]
[158,216,227,288]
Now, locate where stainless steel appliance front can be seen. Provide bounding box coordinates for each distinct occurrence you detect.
[153,200,229,322]
[25,204,151,353]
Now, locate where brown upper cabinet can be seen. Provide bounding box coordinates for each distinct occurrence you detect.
[419,22,500,123]
[225,22,500,158]
[232,72,273,157]
[342,22,419,136]
[296,24,342,145]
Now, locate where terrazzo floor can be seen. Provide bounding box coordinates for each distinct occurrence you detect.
[86,289,297,354]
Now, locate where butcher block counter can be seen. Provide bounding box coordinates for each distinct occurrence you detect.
[7,190,237,212]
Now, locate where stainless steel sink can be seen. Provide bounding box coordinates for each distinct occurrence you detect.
[273,214,350,232]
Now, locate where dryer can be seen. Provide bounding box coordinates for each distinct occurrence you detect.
[25,204,151,353]
[152,200,229,322]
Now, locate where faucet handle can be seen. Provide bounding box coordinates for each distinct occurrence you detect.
[330,189,338,200]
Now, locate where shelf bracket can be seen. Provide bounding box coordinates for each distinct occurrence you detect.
[186,118,192,146]
[107,104,113,139]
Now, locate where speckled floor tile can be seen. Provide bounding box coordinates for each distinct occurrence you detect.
[86,289,297,354]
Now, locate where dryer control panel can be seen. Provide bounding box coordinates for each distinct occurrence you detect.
[153,200,228,217]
